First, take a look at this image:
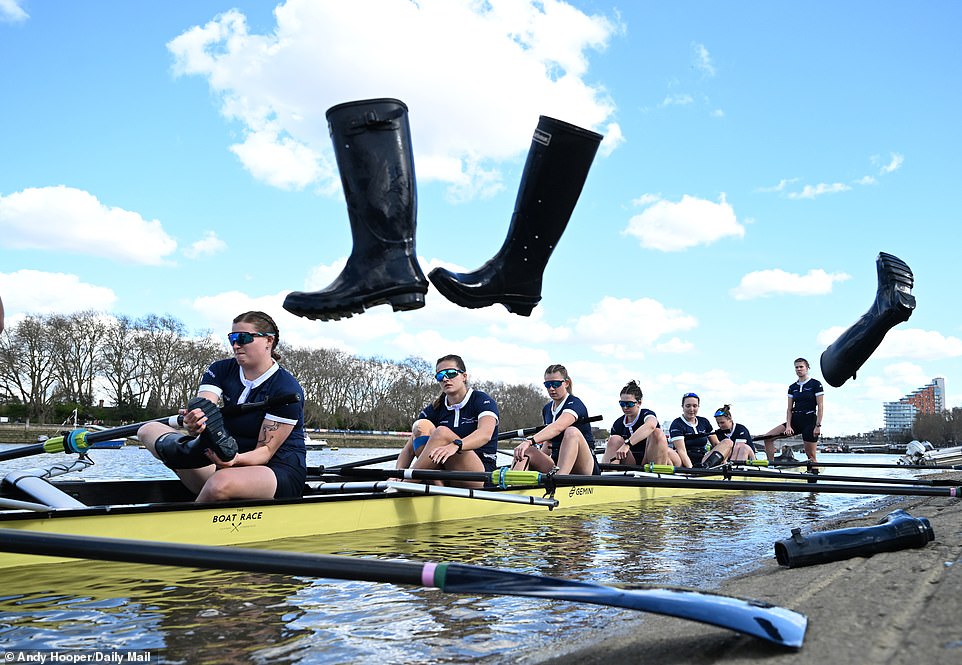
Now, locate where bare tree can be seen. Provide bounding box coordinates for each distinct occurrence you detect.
[48,311,107,406]
[169,335,225,408]
[100,315,148,407]
[0,315,58,420]
[139,314,188,411]
[476,380,546,432]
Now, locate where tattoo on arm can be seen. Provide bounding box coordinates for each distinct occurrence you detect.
[258,421,280,446]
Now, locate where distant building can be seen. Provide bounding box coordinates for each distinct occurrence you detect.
[883,377,945,435]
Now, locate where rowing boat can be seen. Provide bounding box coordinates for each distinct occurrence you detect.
[0,457,797,570]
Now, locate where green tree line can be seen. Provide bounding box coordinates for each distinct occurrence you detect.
[911,408,962,445]
[0,311,547,432]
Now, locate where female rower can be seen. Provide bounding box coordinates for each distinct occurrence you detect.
[601,379,680,466]
[759,357,825,464]
[701,404,756,465]
[138,311,307,502]
[667,392,718,468]
[512,364,599,475]
[395,354,500,488]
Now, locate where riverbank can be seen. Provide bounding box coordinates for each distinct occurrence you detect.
[534,471,962,665]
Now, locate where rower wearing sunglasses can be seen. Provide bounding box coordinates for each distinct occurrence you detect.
[667,392,719,468]
[512,364,599,475]
[601,379,680,466]
[395,354,500,488]
[138,311,307,502]
[703,404,756,465]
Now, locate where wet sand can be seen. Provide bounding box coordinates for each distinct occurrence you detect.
[534,471,962,665]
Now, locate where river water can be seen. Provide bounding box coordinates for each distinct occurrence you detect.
[0,446,928,664]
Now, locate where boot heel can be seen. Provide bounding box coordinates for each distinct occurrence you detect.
[503,301,536,317]
[389,291,426,312]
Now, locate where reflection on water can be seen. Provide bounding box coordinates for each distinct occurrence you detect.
[0,447,925,663]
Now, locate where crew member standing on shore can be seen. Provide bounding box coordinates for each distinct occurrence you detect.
[759,357,825,464]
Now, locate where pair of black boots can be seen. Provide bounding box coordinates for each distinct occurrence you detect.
[283,99,604,321]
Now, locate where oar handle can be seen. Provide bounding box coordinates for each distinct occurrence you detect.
[9,392,302,458]
[497,415,603,440]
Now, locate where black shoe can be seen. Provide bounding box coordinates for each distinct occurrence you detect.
[187,397,238,461]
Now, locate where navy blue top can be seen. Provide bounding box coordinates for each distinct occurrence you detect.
[789,378,824,414]
[198,358,307,472]
[668,415,714,460]
[611,409,659,452]
[418,388,500,467]
[543,395,595,452]
[716,422,753,448]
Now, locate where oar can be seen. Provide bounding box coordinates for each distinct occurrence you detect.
[308,452,401,475]
[0,529,806,647]
[681,430,788,442]
[0,393,301,462]
[497,415,603,440]
[742,459,962,471]
[599,463,962,487]
[315,416,608,469]
[338,467,962,498]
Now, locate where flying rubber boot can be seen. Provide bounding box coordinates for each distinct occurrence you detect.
[284,98,427,321]
[428,116,603,316]
[820,252,915,387]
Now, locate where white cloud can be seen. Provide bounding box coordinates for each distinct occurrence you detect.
[878,152,904,174]
[786,182,851,200]
[0,270,117,316]
[624,193,744,251]
[855,175,877,186]
[659,93,694,107]
[229,128,330,191]
[731,268,851,300]
[184,231,227,259]
[574,296,698,358]
[755,178,798,193]
[692,42,715,77]
[167,0,620,199]
[598,122,624,157]
[0,0,28,23]
[0,186,177,265]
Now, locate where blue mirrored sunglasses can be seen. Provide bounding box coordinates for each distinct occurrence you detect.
[544,380,565,389]
[228,331,273,346]
[619,400,638,408]
[683,392,699,399]
[435,368,465,382]
[714,409,727,418]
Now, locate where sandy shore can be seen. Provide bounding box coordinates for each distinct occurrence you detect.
[533,471,962,665]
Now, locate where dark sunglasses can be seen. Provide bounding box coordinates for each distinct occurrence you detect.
[544,380,565,389]
[228,331,273,346]
[619,400,638,408]
[435,368,465,382]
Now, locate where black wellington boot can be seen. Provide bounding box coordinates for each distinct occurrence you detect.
[820,252,915,387]
[428,116,603,316]
[284,98,427,321]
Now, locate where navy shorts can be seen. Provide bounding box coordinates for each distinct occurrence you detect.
[791,412,819,443]
[269,459,307,499]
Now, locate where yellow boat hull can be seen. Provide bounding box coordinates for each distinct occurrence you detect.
[0,472,781,569]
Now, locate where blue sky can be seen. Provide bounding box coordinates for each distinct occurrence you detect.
[2,0,960,436]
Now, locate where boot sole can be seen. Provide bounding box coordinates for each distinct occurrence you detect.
[429,278,540,317]
[284,287,426,322]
